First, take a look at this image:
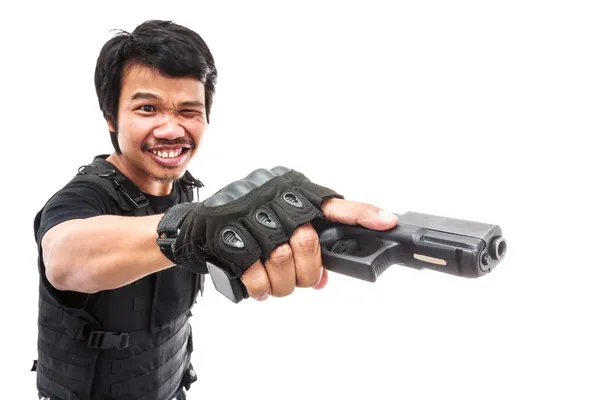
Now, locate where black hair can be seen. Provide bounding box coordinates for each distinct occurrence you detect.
[94,20,218,154]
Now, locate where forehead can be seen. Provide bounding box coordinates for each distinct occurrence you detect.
[120,63,205,102]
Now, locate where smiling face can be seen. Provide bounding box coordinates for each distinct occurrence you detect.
[106,63,208,195]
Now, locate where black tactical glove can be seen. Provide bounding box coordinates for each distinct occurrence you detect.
[156,166,344,276]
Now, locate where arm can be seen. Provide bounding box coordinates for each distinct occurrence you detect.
[42,214,173,294]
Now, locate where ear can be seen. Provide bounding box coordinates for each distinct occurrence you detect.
[107,118,116,133]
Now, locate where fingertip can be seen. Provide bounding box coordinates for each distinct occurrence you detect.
[377,209,398,228]
[313,268,328,290]
[258,292,270,301]
[378,209,397,222]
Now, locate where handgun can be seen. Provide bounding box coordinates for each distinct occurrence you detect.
[206,211,507,303]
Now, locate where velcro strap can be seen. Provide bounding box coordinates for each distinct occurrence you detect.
[157,203,196,263]
[157,203,196,236]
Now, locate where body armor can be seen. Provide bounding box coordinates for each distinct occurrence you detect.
[32,155,205,400]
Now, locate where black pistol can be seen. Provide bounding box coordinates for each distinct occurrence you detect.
[207,211,507,303]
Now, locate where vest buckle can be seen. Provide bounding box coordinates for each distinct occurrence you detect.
[78,164,116,178]
[182,363,198,391]
[112,177,150,208]
[88,331,130,350]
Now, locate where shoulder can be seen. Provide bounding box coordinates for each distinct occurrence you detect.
[40,154,131,213]
[34,161,121,242]
[48,173,117,212]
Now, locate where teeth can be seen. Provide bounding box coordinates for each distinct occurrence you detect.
[151,149,183,158]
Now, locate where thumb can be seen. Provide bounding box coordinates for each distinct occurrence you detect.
[321,198,398,231]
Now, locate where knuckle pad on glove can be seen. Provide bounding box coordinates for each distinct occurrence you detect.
[269,189,321,236]
[239,204,289,262]
[281,170,345,205]
[212,222,262,272]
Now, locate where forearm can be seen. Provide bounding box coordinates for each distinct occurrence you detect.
[43,214,173,293]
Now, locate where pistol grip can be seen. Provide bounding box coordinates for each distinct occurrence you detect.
[206,261,248,303]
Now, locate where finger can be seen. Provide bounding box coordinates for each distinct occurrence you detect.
[289,223,323,288]
[321,197,398,230]
[241,260,272,301]
[313,267,328,290]
[264,243,296,297]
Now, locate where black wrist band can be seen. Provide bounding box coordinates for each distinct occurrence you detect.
[156,203,196,263]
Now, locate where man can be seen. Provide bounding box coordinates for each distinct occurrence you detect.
[32,20,398,400]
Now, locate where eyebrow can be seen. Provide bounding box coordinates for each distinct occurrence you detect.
[129,91,205,108]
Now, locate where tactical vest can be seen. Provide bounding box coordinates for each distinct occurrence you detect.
[32,155,205,400]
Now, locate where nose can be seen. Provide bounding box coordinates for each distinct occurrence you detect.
[153,115,185,140]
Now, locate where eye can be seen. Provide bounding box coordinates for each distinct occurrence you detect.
[181,109,203,117]
[140,105,155,112]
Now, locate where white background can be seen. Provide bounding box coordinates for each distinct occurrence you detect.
[1,1,599,399]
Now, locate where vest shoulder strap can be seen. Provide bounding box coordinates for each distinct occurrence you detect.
[75,155,204,212]
[76,157,148,213]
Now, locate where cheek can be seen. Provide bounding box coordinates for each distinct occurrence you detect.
[121,117,156,149]
[183,120,207,141]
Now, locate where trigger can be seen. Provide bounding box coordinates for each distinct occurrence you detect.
[330,239,360,255]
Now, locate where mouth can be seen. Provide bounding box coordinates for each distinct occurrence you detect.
[146,145,192,168]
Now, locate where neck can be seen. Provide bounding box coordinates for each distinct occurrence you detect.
[106,153,174,196]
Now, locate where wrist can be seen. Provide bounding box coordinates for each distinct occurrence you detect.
[156,203,197,265]
[152,214,173,265]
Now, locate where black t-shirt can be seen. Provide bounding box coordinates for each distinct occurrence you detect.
[35,167,184,310]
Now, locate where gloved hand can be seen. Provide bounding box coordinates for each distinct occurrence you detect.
[156,166,344,278]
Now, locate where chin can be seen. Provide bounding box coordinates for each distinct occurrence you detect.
[140,163,174,180]
[150,171,179,183]
[155,177,177,183]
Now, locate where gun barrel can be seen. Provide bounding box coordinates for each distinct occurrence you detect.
[398,211,506,275]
